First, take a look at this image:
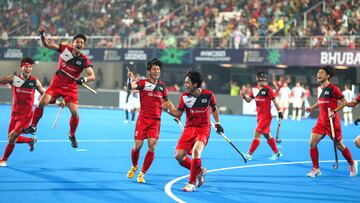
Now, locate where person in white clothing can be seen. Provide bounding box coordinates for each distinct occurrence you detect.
[342,84,355,126]
[278,82,291,119]
[291,82,305,121]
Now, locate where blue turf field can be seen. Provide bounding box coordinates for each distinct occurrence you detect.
[0,104,359,203]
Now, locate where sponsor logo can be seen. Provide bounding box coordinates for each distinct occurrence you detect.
[147,92,162,98]
[202,99,207,103]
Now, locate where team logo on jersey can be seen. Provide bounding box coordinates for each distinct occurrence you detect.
[261,91,266,95]
[202,99,207,103]
[29,82,34,86]
[76,61,82,65]
[324,91,329,95]
[159,86,163,91]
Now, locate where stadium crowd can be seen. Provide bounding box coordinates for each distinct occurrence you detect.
[0,0,358,49]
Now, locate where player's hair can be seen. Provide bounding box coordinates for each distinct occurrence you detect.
[256,71,266,81]
[146,58,162,71]
[186,70,203,88]
[20,57,35,66]
[73,33,87,43]
[320,66,334,79]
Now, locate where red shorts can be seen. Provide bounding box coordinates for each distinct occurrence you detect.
[312,120,342,141]
[8,114,32,134]
[255,117,272,134]
[134,117,161,140]
[46,84,78,104]
[176,126,211,154]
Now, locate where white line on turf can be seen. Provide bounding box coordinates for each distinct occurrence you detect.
[164,160,351,203]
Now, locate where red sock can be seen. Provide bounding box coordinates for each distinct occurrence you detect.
[16,136,31,143]
[180,156,192,170]
[249,139,260,154]
[69,115,79,135]
[131,148,140,167]
[267,137,279,153]
[310,148,319,168]
[2,144,15,160]
[189,158,201,184]
[341,147,354,165]
[141,151,154,173]
[31,107,43,127]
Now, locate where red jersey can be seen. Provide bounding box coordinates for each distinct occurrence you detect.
[317,83,343,124]
[50,44,92,89]
[11,75,37,118]
[356,93,360,102]
[136,79,167,119]
[178,89,216,128]
[250,85,275,119]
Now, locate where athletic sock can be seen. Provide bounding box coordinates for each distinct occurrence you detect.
[31,107,43,127]
[341,147,354,165]
[69,115,79,135]
[189,158,201,184]
[131,111,135,121]
[310,148,319,168]
[131,148,140,167]
[180,156,192,170]
[16,136,31,143]
[2,144,15,160]
[267,137,279,153]
[125,110,129,120]
[249,139,260,154]
[141,151,154,173]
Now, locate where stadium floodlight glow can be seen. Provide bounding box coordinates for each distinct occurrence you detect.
[334,66,348,69]
[276,64,287,68]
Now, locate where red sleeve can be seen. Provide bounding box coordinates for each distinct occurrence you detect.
[136,79,145,90]
[163,83,168,100]
[84,57,92,68]
[356,93,360,102]
[333,85,344,99]
[178,94,185,110]
[58,44,66,53]
[267,86,276,100]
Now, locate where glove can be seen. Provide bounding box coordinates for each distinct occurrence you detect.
[76,77,87,85]
[278,112,283,120]
[355,119,360,126]
[215,123,224,134]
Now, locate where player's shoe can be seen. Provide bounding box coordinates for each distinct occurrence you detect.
[197,167,206,187]
[244,153,252,161]
[127,165,139,179]
[29,136,37,152]
[21,126,37,135]
[0,159,7,167]
[68,134,78,148]
[350,160,358,177]
[182,182,196,192]
[307,168,321,178]
[137,171,145,183]
[268,151,283,160]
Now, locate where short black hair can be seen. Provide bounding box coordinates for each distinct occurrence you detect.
[320,66,334,79]
[73,33,87,43]
[20,57,35,66]
[146,58,162,70]
[186,70,203,88]
[256,71,266,81]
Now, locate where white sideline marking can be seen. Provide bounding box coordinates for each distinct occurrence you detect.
[164,160,351,203]
[76,149,88,152]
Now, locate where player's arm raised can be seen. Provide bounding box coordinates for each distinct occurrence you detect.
[240,90,253,103]
[0,75,13,84]
[38,24,60,51]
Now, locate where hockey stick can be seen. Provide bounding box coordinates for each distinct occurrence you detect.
[275,118,282,143]
[59,69,97,94]
[52,106,63,129]
[328,108,338,169]
[210,122,247,163]
[173,117,183,130]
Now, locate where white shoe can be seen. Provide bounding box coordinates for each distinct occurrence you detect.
[307,168,321,178]
[0,159,7,167]
[268,151,283,160]
[244,153,252,161]
[182,183,196,192]
[350,160,358,177]
[29,136,37,152]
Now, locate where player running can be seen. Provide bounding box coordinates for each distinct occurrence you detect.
[305,66,357,177]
